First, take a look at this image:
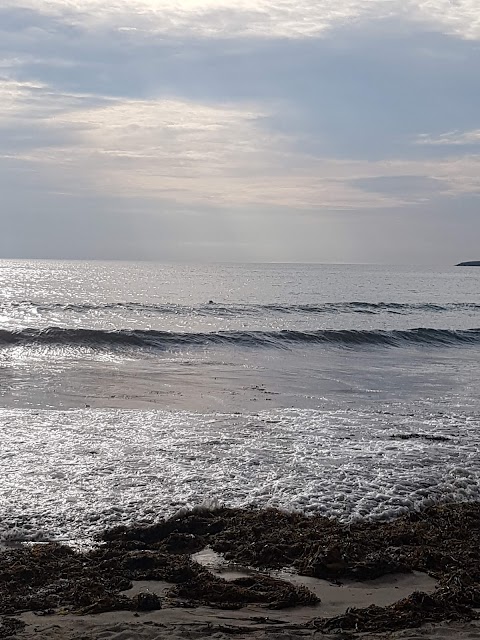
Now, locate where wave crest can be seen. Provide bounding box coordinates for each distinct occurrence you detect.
[1,327,479,350]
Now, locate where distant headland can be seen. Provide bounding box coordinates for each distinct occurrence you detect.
[456,261,480,266]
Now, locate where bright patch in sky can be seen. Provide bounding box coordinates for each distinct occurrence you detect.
[0,0,479,261]
[4,0,480,38]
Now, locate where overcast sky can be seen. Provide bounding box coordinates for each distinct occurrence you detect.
[1,0,479,263]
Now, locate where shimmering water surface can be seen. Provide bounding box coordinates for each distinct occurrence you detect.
[0,260,479,544]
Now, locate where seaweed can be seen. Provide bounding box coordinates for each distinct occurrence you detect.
[168,573,319,609]
[0,501,479,635]
[311,590,475,633]
[0,617,25,640]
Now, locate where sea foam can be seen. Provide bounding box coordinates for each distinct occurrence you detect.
[0,407,478,546]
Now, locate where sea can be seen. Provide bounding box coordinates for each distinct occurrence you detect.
[1,260,479,546]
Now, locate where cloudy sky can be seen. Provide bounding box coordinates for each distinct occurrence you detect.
[1,0,479,263]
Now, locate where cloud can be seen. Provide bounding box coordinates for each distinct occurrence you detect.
[416,129,480,146]
[0,78,395,210]
[1,2,480,261]
[2,9,479,166]
[0,1,387,40]
[2,0,480,41]
[350,175,449,202]
[2,72,479,218]
[412,0,480,40]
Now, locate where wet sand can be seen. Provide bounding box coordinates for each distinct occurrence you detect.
[1,502,479,639]
[15,609,480,640]
[11,572,468,640]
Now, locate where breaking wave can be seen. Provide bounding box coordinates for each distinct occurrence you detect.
[1,326,480,350]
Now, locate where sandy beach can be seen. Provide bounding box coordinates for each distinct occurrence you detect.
[1,502,479,640]
[11,569,480,639]
[13,608,480,640]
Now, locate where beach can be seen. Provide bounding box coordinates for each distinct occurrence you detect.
[12,609,480,640]
[1,262,479,638]
[1,502,479,639]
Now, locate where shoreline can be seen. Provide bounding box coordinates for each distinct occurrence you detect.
[1,501,479,639]
[13,610,480,640]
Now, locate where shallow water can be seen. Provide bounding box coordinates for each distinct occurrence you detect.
[0,260,479,544]
[1,406,479,544]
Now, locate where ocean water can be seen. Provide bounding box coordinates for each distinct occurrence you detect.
[1,260,480,545]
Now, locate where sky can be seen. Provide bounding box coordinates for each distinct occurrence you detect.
[1,0,479,263]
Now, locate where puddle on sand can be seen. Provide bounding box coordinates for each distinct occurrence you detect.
[191,547,251,580]
[191,547,439,617]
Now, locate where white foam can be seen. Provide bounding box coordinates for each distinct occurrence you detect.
[0,407,479,545]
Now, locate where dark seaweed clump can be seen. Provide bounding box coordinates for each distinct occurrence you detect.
[103,501,480,631]
[0,529,317,618]
[0,617,25,640]
[313,590,475,634]
[0,501,478,635]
